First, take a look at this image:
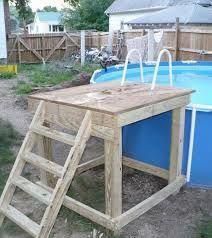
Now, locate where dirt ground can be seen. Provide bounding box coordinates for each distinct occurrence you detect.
[0,76,212,238]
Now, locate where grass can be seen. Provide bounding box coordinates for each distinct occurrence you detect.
[16,63,100,95]
[16,81,33,95]
[198,218,212,238]
[0,119,21,193]
[0,72,16,79]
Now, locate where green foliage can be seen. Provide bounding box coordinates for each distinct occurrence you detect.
[63,0,114,31]
[16,81,33,95]
[198,219,212,238]
[38,6,58,12]
[16,63,99,95]
[65,0,80,7]
[0,72,16,79]
[10,0,34,26]
[0,119,21,193]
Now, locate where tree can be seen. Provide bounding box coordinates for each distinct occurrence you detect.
[63,0,114,31]
[10,0,34,29]
[38,6,58,12]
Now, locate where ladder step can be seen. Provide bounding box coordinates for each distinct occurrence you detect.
[23,152,63,178]
[1,205,40,237]
[13,176,51,205]
[31,125,75,146]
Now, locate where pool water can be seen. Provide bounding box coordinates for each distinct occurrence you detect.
[95,65,212,105]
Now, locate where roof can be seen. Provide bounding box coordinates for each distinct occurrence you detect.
[105,0,170,14]
[127,4,212,26]
[36,12,62,22]
[105,0,212,14]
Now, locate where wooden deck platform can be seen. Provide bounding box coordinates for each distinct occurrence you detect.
[29,81,193,115]
[6,81,193,237]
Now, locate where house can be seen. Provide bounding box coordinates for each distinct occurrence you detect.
[105,0,212,31]
[0,0,7,61]
[27,11,65,34]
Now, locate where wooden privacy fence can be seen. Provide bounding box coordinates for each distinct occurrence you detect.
[7,33,81,64]
[7,28,212,64]
[161,28,212,61]
[7,32,110,64]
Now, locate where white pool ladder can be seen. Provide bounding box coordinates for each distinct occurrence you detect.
[151,49,173,90]
[121,49,144,86]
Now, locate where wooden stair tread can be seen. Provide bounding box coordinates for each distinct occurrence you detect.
[23,152,63,177]
[13,176,51,205]
[31,125,75,146]
[1,205,40,237]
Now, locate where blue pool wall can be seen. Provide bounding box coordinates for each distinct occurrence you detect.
[93,61,212,189]
[123,109,212,189]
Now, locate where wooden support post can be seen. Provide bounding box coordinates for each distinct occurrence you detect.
[37,122,54,186]
[174,17,180,61]
[105,128,122,218]
[169,107,186,184]
[17,36,21,64]
[81,30,85,66]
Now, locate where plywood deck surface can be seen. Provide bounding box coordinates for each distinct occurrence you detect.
[29,82,193,115]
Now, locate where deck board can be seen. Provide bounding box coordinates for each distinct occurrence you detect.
[29,82,194,115]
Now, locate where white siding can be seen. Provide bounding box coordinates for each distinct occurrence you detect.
[108,9,163,32]
[0,0,7,59]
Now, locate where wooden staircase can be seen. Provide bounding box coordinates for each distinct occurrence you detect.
[0,101,92,238]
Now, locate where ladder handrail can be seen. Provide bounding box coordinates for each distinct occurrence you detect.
[121,49,144,86]
[151,49,173,90]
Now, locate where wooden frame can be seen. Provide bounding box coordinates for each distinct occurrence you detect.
[26,82,192,235]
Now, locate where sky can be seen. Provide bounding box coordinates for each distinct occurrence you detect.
[29,0,68,11]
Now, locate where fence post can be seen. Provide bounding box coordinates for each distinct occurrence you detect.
[81,30,85,66]
[17,35,21,64]
[174,17,180,61]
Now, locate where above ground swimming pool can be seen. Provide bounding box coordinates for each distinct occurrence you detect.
[92,61,212,188]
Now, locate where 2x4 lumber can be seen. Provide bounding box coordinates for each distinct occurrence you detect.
[169,107,186,183]
[28,99,117,129]
[37,121,55,186]
[114,176,186,229]
[0,101,45,226]
[117,95,190,127]
[37,182,117,231]
[38,111,91,237]
[31,125,75,146]
[13,176,51,205]
[123,157,169,180]
[105,128,122,218]
[76,155,104,175]
[23,152,63,178]
[0,205,40,237]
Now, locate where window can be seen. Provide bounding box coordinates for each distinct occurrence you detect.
[49,25,52,32]
[52,25,64,32]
